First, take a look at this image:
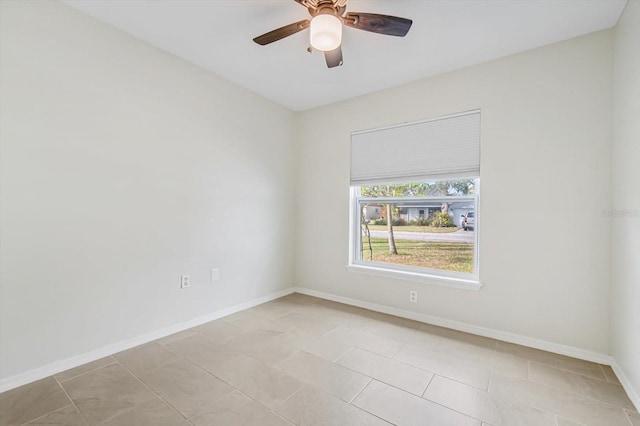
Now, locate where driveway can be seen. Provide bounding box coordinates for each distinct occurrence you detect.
[369,229,474,243]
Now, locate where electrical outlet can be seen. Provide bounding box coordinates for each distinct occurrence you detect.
[180,274,191,289]
[409,290,418,303]
[210,268,219,283]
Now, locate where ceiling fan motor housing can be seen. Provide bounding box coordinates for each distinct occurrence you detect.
[309,1,343,52]
[308,0,342,18]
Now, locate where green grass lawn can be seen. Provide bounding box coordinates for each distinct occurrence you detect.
[361,237,474,273]
[367,225,459,233]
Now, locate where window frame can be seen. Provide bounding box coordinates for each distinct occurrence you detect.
[347,184,482,291]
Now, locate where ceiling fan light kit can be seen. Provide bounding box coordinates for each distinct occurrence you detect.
[253,0,412,68]
[310,14,342,51]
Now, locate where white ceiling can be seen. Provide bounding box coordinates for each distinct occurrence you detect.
[63,0,626,111]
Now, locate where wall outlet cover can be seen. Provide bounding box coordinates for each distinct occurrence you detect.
[181,274,191,289]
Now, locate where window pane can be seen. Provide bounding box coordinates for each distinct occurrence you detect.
[358,184,476,275]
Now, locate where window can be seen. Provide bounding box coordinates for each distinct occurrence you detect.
[348,111,481,289]
[353,179,478,277]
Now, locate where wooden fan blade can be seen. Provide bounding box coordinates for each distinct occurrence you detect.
[324,46,343,68]
[253,19,310,45]
[343,13,412,37]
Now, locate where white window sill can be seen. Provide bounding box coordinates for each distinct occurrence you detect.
[346,264,482,291]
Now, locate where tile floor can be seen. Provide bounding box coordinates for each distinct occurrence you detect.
[1,293,638,426]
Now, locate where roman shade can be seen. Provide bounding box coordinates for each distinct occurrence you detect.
[350,110,480,185]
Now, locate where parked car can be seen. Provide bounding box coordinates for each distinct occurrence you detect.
[462,211,475,231]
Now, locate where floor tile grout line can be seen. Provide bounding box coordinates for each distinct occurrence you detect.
[55,358,117,384]
[155,329,198,347]
[178,352,298,425]
[17,403,79,426]
[555,414,589,426]
[335,354,428,398]
[363,377,441,405]
[269,410,297,426]
[501,353,620,385]
[528,359,616,383]
[393,341,499,373]
[334,348,435,396]
[391,351,493,390]
[561,414,586,426]
[436,372,569,425]
[524,366,635,409]
[52,376,91,426]
[114,343,184,378]
[340,344,433,368]
[238,340,301,369]
[495,344,610,379]
[420,372,436,397]
[321,323,341,337]
[278,349,378,400]
[113,358,192,423]
[624,408,636,426]
[597,363,611,383]
[388,342,404,359]
[490,337,499,352]
[218,388,298,426]
[349,377,374,404]
[491,371,632,423]
[274,385,306,414]
[285,334,356,363]
[365,378,486,425]
[332,345,356,364]
[325,327,406,359]
[403,340,497,362]
[419,377,559,426]
[348,394,399,426]
[391,344,406,361]
[207,378,298,426]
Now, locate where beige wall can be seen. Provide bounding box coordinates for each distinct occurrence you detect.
[0,0,296,381]
[612,0,640,404]
[295,30,614,354]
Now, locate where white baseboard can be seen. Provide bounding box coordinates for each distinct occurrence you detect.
[0,287,295,393]
[293,287,613,365]
[611,359,640,412]
[4,285,638,413]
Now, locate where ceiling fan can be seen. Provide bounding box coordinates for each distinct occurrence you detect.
[253,0,413,68]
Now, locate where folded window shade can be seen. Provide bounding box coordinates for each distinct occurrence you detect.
[350,110,480,186]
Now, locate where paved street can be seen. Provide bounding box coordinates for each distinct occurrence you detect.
[369,229,474,243]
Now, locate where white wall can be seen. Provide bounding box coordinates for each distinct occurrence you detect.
[0,0,295,381]
[295,30,614,354]
[612,0,640,405]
